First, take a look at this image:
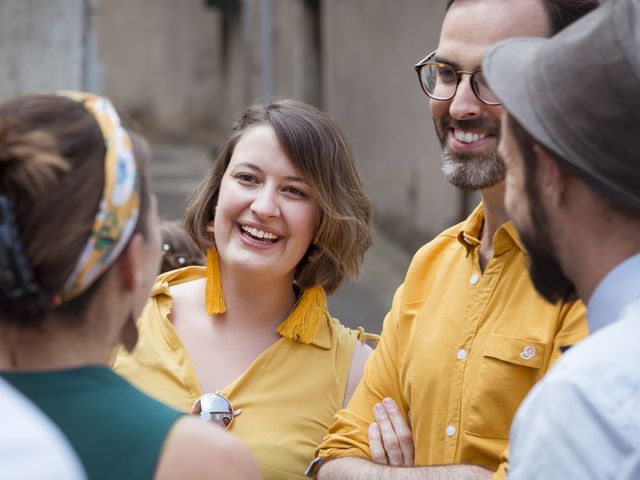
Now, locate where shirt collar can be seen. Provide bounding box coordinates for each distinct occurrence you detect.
[457,203,483,254]
[587,252,640,333]
[456,203,525,255]
[503,222,526,252]
[153,266,202,296]
[308,317,332,349]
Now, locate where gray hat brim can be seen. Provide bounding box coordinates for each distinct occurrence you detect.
[483,37,559,155]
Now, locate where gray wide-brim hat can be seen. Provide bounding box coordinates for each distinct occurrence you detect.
[483,0,640,210]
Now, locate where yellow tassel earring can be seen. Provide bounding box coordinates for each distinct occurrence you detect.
[205,219,226,315]
[276,285,328,343]
[205,248,226,315]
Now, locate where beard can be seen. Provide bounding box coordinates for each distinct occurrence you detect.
[434,116,505,190]
[519,178,578,304]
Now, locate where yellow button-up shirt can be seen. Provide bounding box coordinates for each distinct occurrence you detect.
[316,205,588,478]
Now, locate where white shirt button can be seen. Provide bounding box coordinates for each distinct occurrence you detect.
[470,274,479,285]
[456,349,467,360]
[446,425,457,437]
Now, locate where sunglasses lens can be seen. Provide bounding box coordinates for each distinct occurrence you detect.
[192,393,234,429]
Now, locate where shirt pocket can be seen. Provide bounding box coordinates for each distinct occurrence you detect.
[465,333,546,439]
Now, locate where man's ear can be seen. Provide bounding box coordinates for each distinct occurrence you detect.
[117,233,145,292]
[534,144,568,207]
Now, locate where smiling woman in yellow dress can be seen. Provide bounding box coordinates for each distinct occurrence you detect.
[115,99,375,479]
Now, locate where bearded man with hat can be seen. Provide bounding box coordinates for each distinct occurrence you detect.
[483,0,640,477]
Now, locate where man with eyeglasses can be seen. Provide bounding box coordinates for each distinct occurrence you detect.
[310,1,597,479]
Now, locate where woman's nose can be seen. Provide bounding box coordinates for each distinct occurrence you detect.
[250,187,280,218]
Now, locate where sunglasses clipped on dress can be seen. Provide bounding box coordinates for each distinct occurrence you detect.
[192,392,242,429]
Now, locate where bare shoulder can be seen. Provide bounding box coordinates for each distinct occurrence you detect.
[352,341,373,369]
[155,417,259,480]
[168,277,205,302]
[343,341,373,407]
[167,278,206,324]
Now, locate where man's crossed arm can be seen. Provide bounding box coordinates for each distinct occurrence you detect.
[317,398,492,480]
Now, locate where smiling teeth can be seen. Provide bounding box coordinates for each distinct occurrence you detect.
[241,225,278,240]
[454,130,486,144]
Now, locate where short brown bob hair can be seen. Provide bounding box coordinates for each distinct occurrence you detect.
[185,99,373,294]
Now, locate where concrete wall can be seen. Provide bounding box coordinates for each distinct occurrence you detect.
[322,0,462,248]
[221,0,323,114]
[0,0,90,101]
[97,0,224,139]
[0,0,466,248]
[271,0,323,106]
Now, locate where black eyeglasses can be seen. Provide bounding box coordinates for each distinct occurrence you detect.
[414,51,501,106]
[192,392,242,430]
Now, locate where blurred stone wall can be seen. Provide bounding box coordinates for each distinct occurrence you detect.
[321,0,459,248]
[1,0,466,248]
[97,0,224,139]
[0,0,97,101]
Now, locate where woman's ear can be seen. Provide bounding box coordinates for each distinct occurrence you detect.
[117,232,145,292]
[308,243,320,260]
[114,234,145,353]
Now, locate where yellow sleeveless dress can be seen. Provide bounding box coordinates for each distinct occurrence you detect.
[114,266,365,479]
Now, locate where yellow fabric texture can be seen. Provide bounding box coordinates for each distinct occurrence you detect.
[315,204,588,479]
[114,266,361,480]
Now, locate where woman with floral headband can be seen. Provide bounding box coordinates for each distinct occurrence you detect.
[0,92,258,479]
[115,99,375,479]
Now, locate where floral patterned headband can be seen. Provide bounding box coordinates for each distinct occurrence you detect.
[54,91,140,305]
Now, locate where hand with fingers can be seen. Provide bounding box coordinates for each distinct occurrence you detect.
[368,397,415,467]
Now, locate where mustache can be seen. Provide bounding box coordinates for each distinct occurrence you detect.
[439,116,501,136]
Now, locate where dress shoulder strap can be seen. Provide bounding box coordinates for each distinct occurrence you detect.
[355,326,380,347]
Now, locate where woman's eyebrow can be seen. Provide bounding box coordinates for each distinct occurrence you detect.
[234,161,262,172]
[284,175,306,183]
[234,162,306,183]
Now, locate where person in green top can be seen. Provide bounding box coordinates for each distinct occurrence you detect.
[0,92,259,480]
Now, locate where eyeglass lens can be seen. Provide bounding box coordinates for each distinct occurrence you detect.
[192,393,235,429]
[471,70,499,105]
[420,64,499,105]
